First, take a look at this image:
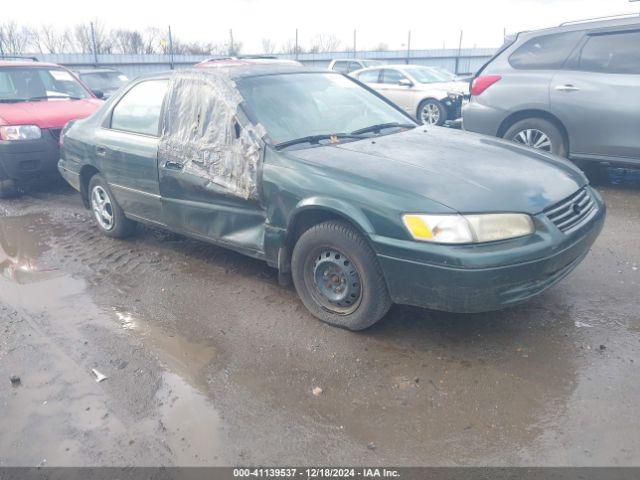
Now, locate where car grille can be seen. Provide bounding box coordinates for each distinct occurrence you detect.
[50,128,62,141]
[545,187,596,233]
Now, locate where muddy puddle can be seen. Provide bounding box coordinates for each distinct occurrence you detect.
[0,213,226,466]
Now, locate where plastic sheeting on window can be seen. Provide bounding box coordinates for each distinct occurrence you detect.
[158,69,266,200]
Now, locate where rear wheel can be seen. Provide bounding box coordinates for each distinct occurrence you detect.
[418,99,447,126]
[0,179,18,199]
[88,174,136,238]
[504,118,567,157]
[291,220,392,331]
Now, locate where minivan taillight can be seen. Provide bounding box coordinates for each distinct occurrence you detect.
[471,75,502,96]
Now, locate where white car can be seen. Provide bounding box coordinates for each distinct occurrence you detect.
[351,64,469,126]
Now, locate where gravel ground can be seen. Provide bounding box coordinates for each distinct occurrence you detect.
[0,177,639,467]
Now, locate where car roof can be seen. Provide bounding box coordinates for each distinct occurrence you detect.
[196,57,301,68]
[138,64,326,82]
[75,67,124,74]
[516,15,640,39]
[0,60,64,68]
[351,64,406,72]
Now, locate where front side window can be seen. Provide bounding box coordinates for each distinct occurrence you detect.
[357,70,381,83]
[237,73,412,145]
[110,80,167,136]
[380,69,407,85]
[0,67,92,102]
[509,31,582,69]
[578,31,640,74]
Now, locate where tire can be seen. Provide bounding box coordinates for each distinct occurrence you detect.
[291,220,392,331]
[0,179,18,199]
[503,118,567,157]
[418,99,447,126]
[88,174,136,238]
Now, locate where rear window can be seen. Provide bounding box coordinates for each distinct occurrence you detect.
[332,61,350,74]
[509,31,582,70]
[578,31,640,74]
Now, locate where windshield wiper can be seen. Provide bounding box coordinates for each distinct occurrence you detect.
[0,98,30,103]
[350,122,416,135]
[275,133,365,150]
[27,95,82,101]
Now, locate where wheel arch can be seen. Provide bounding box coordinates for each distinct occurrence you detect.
[497,109,570,152]
[79,165,100,209]
[278,198,375,274]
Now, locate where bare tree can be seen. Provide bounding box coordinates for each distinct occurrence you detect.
[35,25,73,53]
[307,34,341,53]
[72,21,113,55]
[111,29,145,54]
[142,27,163,54]
[280,39,304,55]
[372,42,389,51]
[0,21,33,55]
[261,38,276,54]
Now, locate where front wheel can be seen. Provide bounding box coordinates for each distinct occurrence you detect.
[418,99,447,126]
[503,118,567,157]
[291,220,392,331]
[88,174,136,238]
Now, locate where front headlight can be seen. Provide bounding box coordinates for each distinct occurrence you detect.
[0,125,42,141]
[403,213,534,244]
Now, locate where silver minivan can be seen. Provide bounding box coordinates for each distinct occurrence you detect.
[463,16,640,171]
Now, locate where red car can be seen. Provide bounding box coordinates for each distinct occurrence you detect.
[0,59,102,198]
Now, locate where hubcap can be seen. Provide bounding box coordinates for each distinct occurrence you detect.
[512,128,552,152]
[91,185,114,230]
[421,103,441,125]
[310,249,362,313]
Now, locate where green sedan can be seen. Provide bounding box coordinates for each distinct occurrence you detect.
[58,62,605,330]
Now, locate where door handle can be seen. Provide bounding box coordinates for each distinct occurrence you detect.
[95,145,107,157]
[164,161,184,170]
[555,84,580,92]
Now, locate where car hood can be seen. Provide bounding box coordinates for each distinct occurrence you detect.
[0,98,103,129]
[287,128,587,214]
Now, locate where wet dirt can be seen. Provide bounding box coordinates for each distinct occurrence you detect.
[0,178,639,466]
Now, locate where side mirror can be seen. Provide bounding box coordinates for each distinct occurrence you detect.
[92,89,104,99]
[398,79,413,87]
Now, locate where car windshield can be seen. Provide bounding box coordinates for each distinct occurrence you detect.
[80,71,128,91]
[0,67,92,102]
[237,72,414,145]
[403,66,454,83]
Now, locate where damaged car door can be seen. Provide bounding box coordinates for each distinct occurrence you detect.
[157,74,267,258]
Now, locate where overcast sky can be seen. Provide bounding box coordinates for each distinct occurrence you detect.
[7,0,640,53]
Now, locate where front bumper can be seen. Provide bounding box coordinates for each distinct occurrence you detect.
[443,94,464,121]
[0,128,62,181]
[373,188,606,313]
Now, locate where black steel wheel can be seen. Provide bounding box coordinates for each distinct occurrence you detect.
[291,220,392,330]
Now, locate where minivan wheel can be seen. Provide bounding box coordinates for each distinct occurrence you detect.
[88,174,136,238]
[291,220,392,331]
[0,179,18,199]
[418,99,447,126]
[504,118,567,157]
